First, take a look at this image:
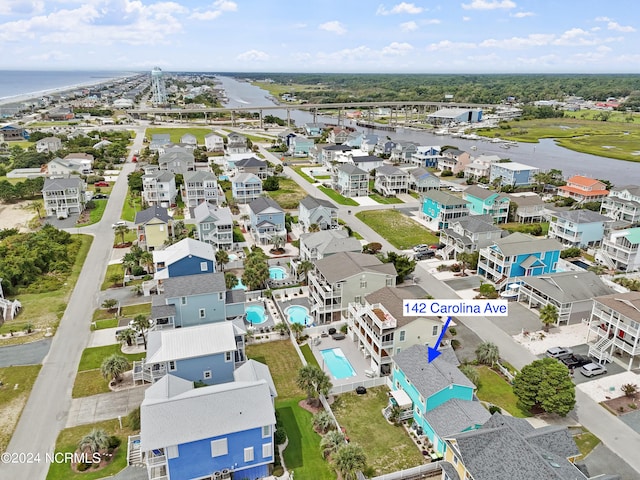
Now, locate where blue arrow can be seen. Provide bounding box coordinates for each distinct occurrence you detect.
[428,316,452,363]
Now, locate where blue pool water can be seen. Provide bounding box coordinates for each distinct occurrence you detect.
[321,348,356,380]
[286,305,314,326]
[232,276,247,290]
[269,266,288,280]
[245,304,267,325]
[219,175,230,180]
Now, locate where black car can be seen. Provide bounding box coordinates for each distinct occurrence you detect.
[93,194,108,199]
[415,250,435,260]
[561,354,592,369]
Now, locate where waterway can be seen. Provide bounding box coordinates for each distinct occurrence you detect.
[216,75,640,185]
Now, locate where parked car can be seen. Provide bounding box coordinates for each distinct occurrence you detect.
[415,250,435,260]
[112,221,126,228]
[413,244,429,252]
[561,354,592,369]
[94,181,110,187]
[545,347,573,359]
[92,194,108,199]
[580,363,607,377]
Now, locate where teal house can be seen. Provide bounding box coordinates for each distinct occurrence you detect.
[386,344,490,454]
[421,190,469,230]
[463,185,511,224]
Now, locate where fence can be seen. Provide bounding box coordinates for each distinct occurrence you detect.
[329,377,390,396]
[370,462,443,480]
[495,361,515,383]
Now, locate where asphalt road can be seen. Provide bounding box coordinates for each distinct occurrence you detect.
[0,128,143,479]
[0,338,52,368]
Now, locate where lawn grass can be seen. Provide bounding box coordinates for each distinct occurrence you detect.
[291,166,316,183]
[121,191,142,222]
[0,235,92,346]
[0,365,42,453]
[409,191,421,199]
[474,365,529,418]
[332,387,424,476]
[77,344,146,372]
[299,344,320,368]
[72,370,112,398]
[113,229,136,246]
[76,199,107,226]
[573,427,601,458]
[246,340,304,399]
[266,178,308,209]
[500,221,549,236]
[101,264,124,290]
[46,418,138,480]
[369,193,404,204]
[318,186,359,206]
[356,209,439,249]
[145,127,214,144]
[92,318,118,330]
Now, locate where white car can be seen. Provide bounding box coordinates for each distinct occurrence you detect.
[580,363,607,377]
[112,221,127,228]
[545,347,573,359]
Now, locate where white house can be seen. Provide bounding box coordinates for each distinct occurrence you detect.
[36,136,62,154]
[142,167,177,208]
[204,133,225,152]
[42,176,86,218]
[181,171,220,208]
[298,195,338,231]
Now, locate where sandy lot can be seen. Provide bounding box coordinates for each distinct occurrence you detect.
[0,201,34,231]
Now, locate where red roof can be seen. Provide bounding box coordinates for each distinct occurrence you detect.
[558,185,609,197]
[566,175,603,188]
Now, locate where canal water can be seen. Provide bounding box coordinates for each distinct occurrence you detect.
[216,75,640,185]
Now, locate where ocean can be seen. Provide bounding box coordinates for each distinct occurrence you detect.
[0,70,138,102]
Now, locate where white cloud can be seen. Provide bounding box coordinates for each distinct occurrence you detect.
[595,16,611,22]
[607,21,635,32]
[376,2,423,15]
[479,33,554,49]
[28,50,71,62]
[511,11,534,18]
[462,0,516,10]
[319,20,346,35]
[316,46,373,62]
[236,49,269,62]
[400,20,418,31]
[190,0,237,20]
[462,16,471,21]
[427,40,477,51]
[423,18,441,24]
[0,0,45,16]
[381,41,413,55]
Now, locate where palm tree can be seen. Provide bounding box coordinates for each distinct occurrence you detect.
[312,410,333,434]
[78,429,110,459]
[28,200,43,219]
[296,364,332,406]
[122,252,139,275]
[215,250,230,272]
[131,314,151,349]
[271,234,286,251]
[274,322,289,336]
[116,328,137,347]
[225,272,239,290]
[475,342,500,366]
[240,214,250,228]
[320,430,345,459]
[297,260,314,286]
[290,322,304,341]
[333,443,367,480]
[100,354,130,384]
[114,225,129,245]
[539,304,559,332]
[131,284,143,296]
[139,251,154,274]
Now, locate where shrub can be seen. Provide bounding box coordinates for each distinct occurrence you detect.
[621,383,638,398]
[451,339,461,350]
[489,405,502,415]
[441,170,454,177]
[127,407,140,430]
[340,324,348,334]
[450,263,461,272]
[107,436,121,449]
[76,462,92,472]
[275,428,287,445]
[131,265,145,276]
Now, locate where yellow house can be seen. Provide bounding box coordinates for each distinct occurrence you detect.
[135,205,173,251]
[441,414,586,480]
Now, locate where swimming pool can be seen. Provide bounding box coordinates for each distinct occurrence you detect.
[228,253,238,262]
[245,304,267,325]
[269,266,288,280]
[219,175,230,181]
[570,260,590,270]
[232,277,247,290]
[285,305,313,326]
[320,348,356,380]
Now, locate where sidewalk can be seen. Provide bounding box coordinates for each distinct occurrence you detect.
[66,386,148,428]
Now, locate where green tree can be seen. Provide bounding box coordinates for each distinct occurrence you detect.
[100,354,130,384]
[225,271,240,290]
[271,234,286,251]
[539,304,558,332]
[139,251,154,274]
[312,410,333,434]
[101,298,118,311]
[114,225,129,245]
[290,321,304,341]
[242,251,269,290]
[377,251,416,284]
[116,328,137,347]
[131,314,151,349]
[127,171,144,194]
[297,260,314,285]
[28,200,43,219]
[122,251,139,275]
[263,176,280,191]
[296,364,332,406]
[513,358,576,416]
[78,429,109,459]
[475,342,500,366]
[457,251,479,275]
[560,247,582,259]
[333,443,367,480]
[215,249,230,271]
[320,430,345,459]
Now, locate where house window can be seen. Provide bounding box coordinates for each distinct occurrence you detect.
[453,455,459,466]
[354,295,361,304]
[386,278,394,287]
[200,262,208,271]
[225,351,232,362]
[203,223,211,231]
[168,361,176,371]
[219,292,224,301]
[159,225,165,231]
[181,297,187,305]
[360,279,367,288]
[199,308,206,318]
[167,445,179,459]
[203,370,212,380]
[262,443,272,459]
[244,447,254,462]
[399,330,406,342]
[432,325,439,336]
[262,425,271,438]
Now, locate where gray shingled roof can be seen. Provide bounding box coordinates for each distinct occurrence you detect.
[43,176,83,191]
[300,230,361,257]
[593,291,640,321]
[520,271,613,304]
[507,193,545,206]
[424,398,491,438]
[351,155,383,164]
[151,304,176,319]
[226,289,246,304]
[231,172,261,184]
[613,185,640,197]
[314,251,396,284]
[393,344,473,399]
[183,170,216,183]
[464,185,509,202]
[365,287,439,328]
[453,215,501,234]
[162,272,226,298]
[236,157,266,168]
[550,209,612,224]
[376,165,407,176]
[134,205,171,225]
[490,232,562,256]
[409,167,436,180]
[423,190,469,206]
[249,196,283,215]
[337,163,367,175]
[300,195,335,210]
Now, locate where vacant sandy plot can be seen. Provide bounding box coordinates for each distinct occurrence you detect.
[0,201,33,231]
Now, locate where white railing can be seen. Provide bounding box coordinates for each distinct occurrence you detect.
[370,462,443,480]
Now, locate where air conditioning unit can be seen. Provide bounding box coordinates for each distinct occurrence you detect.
[221,468,231,479]
[212,471,222,480]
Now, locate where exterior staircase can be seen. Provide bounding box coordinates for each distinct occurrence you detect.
[127,435,143,466]
[595,250,615,270]
[441,244,455,259]
[588,336,614,364]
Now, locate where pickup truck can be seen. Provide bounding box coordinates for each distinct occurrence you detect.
[560,354,592,369]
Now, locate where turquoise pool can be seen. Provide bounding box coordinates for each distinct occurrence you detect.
[285,305,313,326]
[269,266,288,280]
[232,276,247,290]
[245,304,267,325]
[320,348,356,380]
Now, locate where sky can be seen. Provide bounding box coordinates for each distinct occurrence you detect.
[1,0,639,73]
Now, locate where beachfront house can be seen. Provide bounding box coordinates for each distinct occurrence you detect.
[298,195,338,231]
[42,176,86,218]
[373,139,397,157]
[180,133,197,146]
[181,171,220,208]
[134,205,173,251]
[308,252,397,324]
[420,190,470,230]
[489,162,539,188]
[387,344,490,455]
[477,233,562,290]
[142,167,177,208]
[333,164,369,198]
[600,185,640,224]
[359,134,379,153]
[557,175,609,203]
[463,185,510,224]
[374,165,410,196]
[193,202,234,251]
[299,230,361,262]
[597,227,640,272]
[390,141,418,164]
[289,136,315,157]
[249,197,286,246]
[464,155,501,180]
[439,215,503,260]
[328,127,350,145]
[47,156,91,176]
[351,155,385,173]
[347,287,442,376]
[304,123,325,137]
[153,238,216,280]
[231,172,262,204]
[234,157,270,179]
[547,209,612,248]
[149,134,171,152]
[437,148,471,175]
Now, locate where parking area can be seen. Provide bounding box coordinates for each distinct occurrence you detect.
[444,276,482,291]
[490,302,543,336]
[563,343,627,386]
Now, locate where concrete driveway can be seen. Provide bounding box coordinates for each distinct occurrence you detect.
[66,386,148,428]
[0,338,52,367]
[488,302,543,336]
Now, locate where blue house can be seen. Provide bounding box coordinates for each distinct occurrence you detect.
[153,238,216,279]
[134,321,244,385]
[151,272,245,329]
[249,197,286,246]
[138,374,276,480]
[304,123,325,136]
[411,146,441,168]
[478,232,563,290]
[489,162,539,187]
[387,344,490,454]
[548,209,612,248]
[421,190,470,230]
[289,136,315,157]
[463,185,511,224]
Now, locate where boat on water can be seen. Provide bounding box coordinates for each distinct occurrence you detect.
[470,145,477,150]
[500,144,510,149]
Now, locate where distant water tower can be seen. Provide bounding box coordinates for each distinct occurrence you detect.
[150,67,167,105]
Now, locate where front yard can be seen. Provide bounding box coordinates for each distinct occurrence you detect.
[332,387,425,476]
[356,209,439,249]
[318,186,358,206]
[473,365,529,418]
[266,178,308,210]
[0,365,42,453]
